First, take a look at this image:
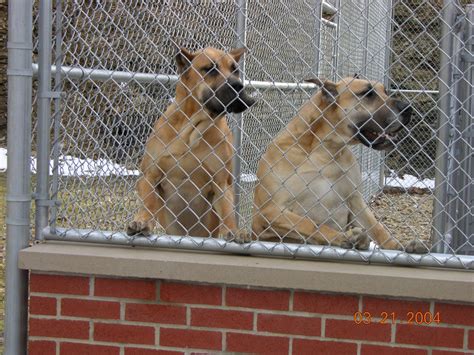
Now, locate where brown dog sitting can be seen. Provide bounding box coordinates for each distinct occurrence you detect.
[252,77,427,253]
[127,47,254,240]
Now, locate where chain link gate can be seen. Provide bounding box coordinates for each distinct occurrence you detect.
[29,0,473,269]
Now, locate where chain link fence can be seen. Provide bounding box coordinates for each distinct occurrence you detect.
[30,0,473,269]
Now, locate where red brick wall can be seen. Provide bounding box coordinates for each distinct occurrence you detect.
[28,272,474,355]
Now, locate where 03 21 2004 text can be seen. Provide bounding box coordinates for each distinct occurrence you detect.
[353,311,441,325]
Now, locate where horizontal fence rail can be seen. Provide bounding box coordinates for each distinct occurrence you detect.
[31,64,319,90]
[31,64,440,94]
[43,227,474,270]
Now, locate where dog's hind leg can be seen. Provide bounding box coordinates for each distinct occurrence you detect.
[255,207,353,247]
[211,181,238,235]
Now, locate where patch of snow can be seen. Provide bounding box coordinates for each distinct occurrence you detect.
[0,147,139,177]
[384,169,434,190]
[0,148,6,172]
[1,148,436,188]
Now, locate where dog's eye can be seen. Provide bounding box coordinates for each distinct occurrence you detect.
[359,89,375,98]
[231,64,240,76]
[202,65,218,75]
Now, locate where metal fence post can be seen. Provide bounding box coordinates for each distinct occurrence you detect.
[4,0,33,353]
[380,0,394,190]
[432,0,459,253]
[50,0,63,232]
[314,0,323,77]
[34,0,53,240]
[232,0,247,227]
[451,4,473,254]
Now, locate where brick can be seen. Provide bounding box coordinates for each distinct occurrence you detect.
[29,318,89,339]
[257,313,321,336]
[191,308,253,330]
[294,291,358,315]
[29,340,56,355]
[226,332,289,354]
[126,303,186,325]
[434,302,474,326]
[30,273,89,295]
[432,351,474,355]
[361,344,427,355]
[125,349,184,355]
[160,328,222,350]
[95,277,156,300]
[396,324,464,348]
[469,330,474,350]
[62,298,120,319]
[60,342,120,355]
[325,319,391,342]
[160,282,221,305]
[226,287,290,311]
[293,339,357,355]
[362,297,430,318]
[94,323,155,345]
[30,296,57,316]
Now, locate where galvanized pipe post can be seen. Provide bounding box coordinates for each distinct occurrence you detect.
[432,0,460,253]
[452,4,474,254]
[313,0,323,77]
[35,0,54,240]
[4,0,33,353]
[50,0,63,231]
[232,0,248,227]
[380,0,394,191]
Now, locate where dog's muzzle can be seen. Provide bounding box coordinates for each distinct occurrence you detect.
[354,100,412,151]
[203,79,255,115]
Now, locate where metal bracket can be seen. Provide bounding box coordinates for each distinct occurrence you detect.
[38,91,63,99]
[32,192,61,207]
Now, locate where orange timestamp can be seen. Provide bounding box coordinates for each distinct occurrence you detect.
[353,311,441,325]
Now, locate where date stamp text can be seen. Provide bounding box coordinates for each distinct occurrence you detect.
[353,311,441,325]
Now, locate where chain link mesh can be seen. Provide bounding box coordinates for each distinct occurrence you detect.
[32,0,473,268]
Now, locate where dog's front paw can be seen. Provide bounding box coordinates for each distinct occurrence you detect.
[341,227,370,250]
[127,220,163,236]
[405,239,430,254]
[220,230,251,244]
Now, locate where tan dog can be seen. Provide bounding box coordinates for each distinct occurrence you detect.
[252,77,426,253]
[127,47,254,239]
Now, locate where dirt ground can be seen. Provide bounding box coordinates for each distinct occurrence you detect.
[369,190,433,247]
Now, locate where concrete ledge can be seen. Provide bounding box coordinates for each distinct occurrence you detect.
[19,242,473,303]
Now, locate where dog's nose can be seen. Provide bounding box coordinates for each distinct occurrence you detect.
[395,100,412,125]
[229,80,244,93]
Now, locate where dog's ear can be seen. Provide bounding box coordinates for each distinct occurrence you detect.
[230,47,246,62]
[176,47,195,74]
[305,78,338,103]
[353,73,360,79]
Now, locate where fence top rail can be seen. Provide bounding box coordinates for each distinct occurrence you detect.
[31,63,319,91]
[31,64,440,94]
